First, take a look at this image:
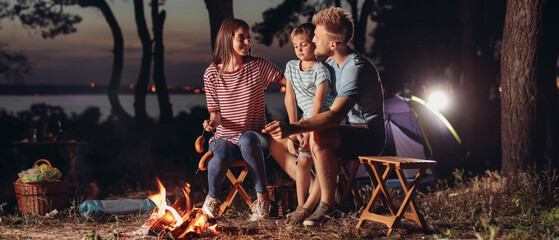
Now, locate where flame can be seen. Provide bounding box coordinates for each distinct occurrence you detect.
[148,178,218,238]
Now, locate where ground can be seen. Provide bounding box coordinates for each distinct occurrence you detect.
[0,213,444,240]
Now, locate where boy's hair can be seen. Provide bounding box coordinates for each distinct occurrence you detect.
[312,7,354,44]
[212,18,251,66]
[291,23,315,42]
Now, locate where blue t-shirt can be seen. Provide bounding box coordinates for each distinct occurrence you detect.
[285,60,335,120]
[326,52,385,137]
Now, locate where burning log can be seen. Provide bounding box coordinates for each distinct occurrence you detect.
[149,208,218,239]
[146,179,219,239]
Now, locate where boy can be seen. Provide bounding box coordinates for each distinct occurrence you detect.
[264,8,385,226]
[283,23,335,224]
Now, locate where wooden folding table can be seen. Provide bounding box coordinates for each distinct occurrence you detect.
[356,156,436,235]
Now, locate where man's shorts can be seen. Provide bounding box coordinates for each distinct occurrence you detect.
[337,123,385,160]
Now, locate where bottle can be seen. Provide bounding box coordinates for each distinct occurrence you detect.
[31,128,37,142]
[57,120,63,142]
[79,199,157,216]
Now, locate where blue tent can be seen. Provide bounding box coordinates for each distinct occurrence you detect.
[354,95,466,187]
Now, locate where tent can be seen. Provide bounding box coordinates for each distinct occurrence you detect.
[353,95,466,186]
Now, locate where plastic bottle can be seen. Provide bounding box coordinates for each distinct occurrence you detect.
[79,199,157,216]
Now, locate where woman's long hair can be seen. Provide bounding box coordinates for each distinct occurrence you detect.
[211,18,251,73]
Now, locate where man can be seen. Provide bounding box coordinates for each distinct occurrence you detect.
[263,7,385,226]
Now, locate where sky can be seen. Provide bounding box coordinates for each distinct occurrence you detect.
[0,0,299,88]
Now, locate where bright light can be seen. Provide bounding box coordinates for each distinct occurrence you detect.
[428,91,447,109]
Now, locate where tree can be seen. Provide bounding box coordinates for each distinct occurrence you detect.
[252,0,390,54]
[151,0,173,123]
[252,0,313,47]
[500,0,559,174]
[0,0,83,81]
[204,0,233,51]
[6,0,132,120]
[0,44,33,80]
[130,0,175,123]
[77,0,132,121]
[132,0,151,121]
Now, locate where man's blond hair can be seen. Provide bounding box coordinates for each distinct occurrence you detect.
[312,7,354,44]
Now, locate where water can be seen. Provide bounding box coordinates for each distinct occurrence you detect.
[0,93,288,121]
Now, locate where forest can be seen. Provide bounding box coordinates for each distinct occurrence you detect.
[0,0,558,239]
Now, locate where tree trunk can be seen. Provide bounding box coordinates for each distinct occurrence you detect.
[133,0,152,121]
[500,0,558,175]
[204,0,233,51]
[353,0,373,53]
[78,0,132,121]
[151,0,173,123]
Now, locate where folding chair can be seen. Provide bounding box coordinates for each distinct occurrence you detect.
[338,158,363,207]
[218,159,253,217]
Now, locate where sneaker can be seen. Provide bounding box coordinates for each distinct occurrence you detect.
[302,202,335,226]
[286,206,312,225]
[249,199,270,221]
[201,195,220,219]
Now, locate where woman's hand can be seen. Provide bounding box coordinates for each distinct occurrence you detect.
[203,112,222,132]
[203,119,219,132]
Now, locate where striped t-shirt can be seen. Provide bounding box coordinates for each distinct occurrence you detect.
[204,56,283,144]
[284,60,335,120]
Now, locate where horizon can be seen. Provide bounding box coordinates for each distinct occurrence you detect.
[0,0,324,88]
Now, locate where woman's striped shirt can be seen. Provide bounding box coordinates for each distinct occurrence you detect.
[204,56,283,144]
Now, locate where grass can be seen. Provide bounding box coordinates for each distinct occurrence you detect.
[0,168,558,239]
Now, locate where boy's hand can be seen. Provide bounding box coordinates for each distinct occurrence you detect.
[299,134,310,152]
[287,135,299,156]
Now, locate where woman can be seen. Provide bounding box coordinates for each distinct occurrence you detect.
[201,18,286,221]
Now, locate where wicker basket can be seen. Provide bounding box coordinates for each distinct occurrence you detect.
[267,184,297,218]
[13,159,69,215]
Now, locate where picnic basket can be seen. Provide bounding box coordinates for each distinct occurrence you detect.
[13,159,69,215]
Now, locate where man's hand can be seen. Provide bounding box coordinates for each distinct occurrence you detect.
[262,120,294,139]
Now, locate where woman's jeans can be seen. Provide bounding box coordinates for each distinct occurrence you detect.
[207,131,270,199]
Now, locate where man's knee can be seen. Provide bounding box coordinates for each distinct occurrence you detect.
[310,128,340,153]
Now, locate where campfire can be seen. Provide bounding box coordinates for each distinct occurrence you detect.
[146,179,218,239]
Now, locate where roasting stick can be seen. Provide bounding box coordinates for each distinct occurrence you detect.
[195,130,302,174]
[195,133,234,174]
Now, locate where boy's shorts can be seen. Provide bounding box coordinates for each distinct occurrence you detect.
[296,132,312,164]
[336,123,385,160]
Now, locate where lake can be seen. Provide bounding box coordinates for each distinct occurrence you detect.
[0,93,288,121]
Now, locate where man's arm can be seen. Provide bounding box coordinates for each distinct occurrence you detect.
[263,96,356,138]
[297,96,354,131]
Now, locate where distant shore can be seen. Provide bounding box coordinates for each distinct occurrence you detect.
[0,84,284,95]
